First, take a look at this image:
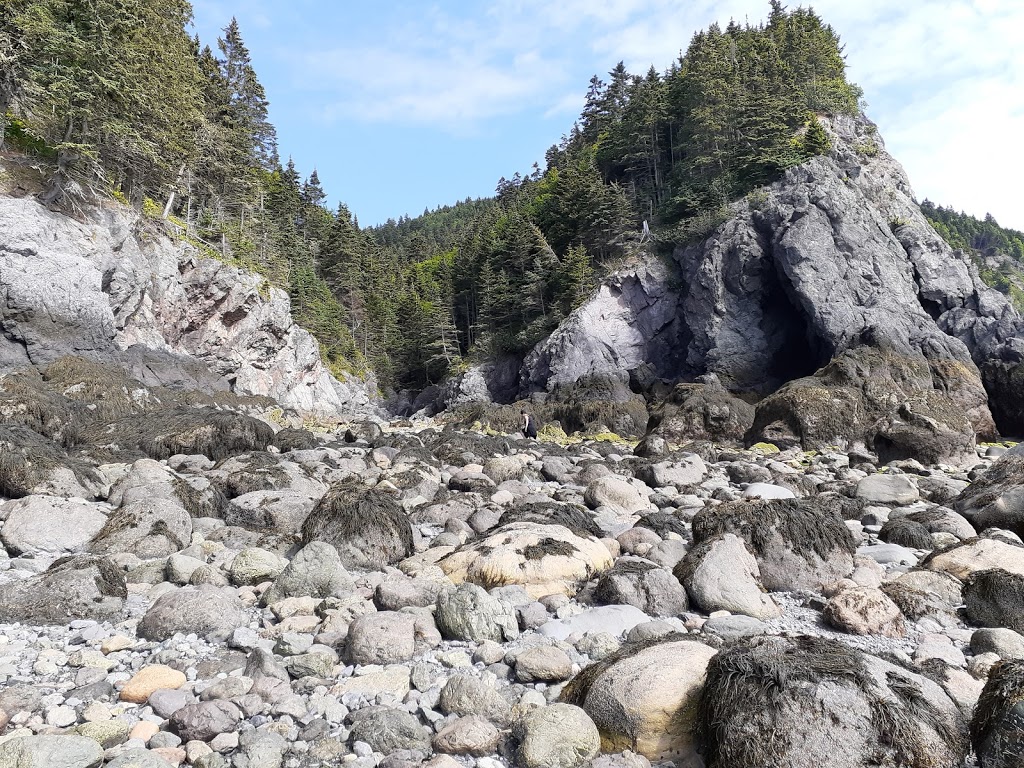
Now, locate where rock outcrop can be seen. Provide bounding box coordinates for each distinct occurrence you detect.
[0,195,375,420]
[507,114,1024,448]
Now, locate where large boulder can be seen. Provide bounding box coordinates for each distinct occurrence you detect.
[300,479,414,569]
[595,558,689,617]
[562,636,717,762]
[747,347,981,464]
[698,635,968,768]
[137,585,249,641]
[691,497,856,590]
[439,522,613,599]
[0,734,104,768]
[964,569,1024,634]
[923,537,1024,581]
[645,379,755,446]
[90,407,274,462]
[954,455,1024,539]
[89,499,192,558]
[0,496,106,555]
[0,555,125,624]
[971,659,1024,768]
[261,541,354,605]
[674,533,780,620]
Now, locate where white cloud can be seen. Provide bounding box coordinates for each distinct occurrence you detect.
[259,0,1024,228]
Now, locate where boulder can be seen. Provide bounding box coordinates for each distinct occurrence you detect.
[747,346,982,464]
[435,583,519,643]
[223,490,316,534]
[346,612,418,665]
[169,700,241,742]
[955,455,1024,539]
[823,586,907,638]
[347,706,431,755]
[584,476,650,517]
[698,635,968,768]
[691,497,856,590]
[261,541,354,605]
[0,496,106,555]
[439,522,613,599]
[595,558,689,617]
[972,629,1024,661]
[89,499,192,559]
[674,533,780,620]
[300,479,414,569]
[229,547,286,586]
[433,715,500,757]
[964,570,1024,634]
[971,659,1024,768]
[856,474,919,505]
[0,555,125,624]
[645,380,754,446]
[137,585,249,641]
[514,703,600,768]
[561,637,717,761]
[0,734,104,768]
[438,673,513,726]
[924,537,1024,581]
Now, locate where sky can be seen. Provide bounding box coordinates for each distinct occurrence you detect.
[190,0,1024,231]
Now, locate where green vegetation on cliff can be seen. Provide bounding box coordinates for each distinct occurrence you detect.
[1,1,861,390]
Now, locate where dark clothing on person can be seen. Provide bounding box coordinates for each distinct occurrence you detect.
[522,412,538,439]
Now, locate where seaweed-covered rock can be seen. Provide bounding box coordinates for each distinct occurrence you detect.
[747,347,981,465]
[90,407,274,461]
[0,555,126,624]
[439,522,613,599]
[674,534,780,620]
[497,502,603,539]
[698,635,968,768]
[595,558,689,617]
[965,570,1024,634]
[137,585,249,641]
[645,380,754,446]
[691,498,856,590]
[879,518,934,549]
[271,427,318,453]
[954,455,1024,539]
[880,570,964,621]
[0,424,107,499]
[300,479,414,569]
[971,659,1024,768]
[89,499,192,559]
[561,636,717,761]
[224,490,316,534]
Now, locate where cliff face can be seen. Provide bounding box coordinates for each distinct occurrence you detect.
[506,115,1024,454]
[0,196,376,420]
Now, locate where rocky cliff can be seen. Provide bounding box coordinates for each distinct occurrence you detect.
[456,114,1024,460]
[0,194,376,420]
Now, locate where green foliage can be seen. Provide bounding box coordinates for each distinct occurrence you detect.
[801,117,832,157]
[2,113,54,157]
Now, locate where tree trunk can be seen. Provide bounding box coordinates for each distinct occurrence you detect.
[162,162,187,218]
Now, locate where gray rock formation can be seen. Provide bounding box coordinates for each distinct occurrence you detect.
[0,197,375,419]
[513,115,1024,442]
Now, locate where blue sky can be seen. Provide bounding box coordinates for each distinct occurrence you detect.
[190,0,1024,231]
